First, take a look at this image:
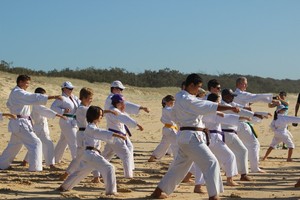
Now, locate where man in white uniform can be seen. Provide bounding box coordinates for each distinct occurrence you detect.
[0,75,61,171]
[151,73,240,200]
[233,77,279,173]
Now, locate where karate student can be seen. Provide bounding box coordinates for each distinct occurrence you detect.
[148,95,177,162]
[204,93,251,186]
[51,81,80,163]
[102,94,143,178]
[151,73,240,200]
[59,87,94,181]
[233,77,278,173]
[0,75,62,171]
[58,106,126,195]
[262,105,300,162]
[104,80,149,170]
[22,87,67,169]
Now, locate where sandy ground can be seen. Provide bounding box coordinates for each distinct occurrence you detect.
[0,72,300,200]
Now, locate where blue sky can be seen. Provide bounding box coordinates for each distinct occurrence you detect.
[1,0,300,80]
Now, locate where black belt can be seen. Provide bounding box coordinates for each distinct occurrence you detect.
[79,127,86,131]
[210,130,225,142]
[222,129,237,134]
[180,127,210,146]
[86,146,101,154]
[17,115,31,120]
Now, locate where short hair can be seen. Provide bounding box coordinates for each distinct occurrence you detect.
[79,87,94,100]
[34,87,46,94]
[86,106,103,123]
[236,77,247,86]
[185,73,202,87]
[162,95,175,108]
[207,79,220,91]
[16,75,31,84]
[279,91,287,96]
[207,93,219,102]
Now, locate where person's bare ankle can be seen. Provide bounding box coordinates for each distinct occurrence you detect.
[193,184,206,193]
[240,174,252,181]
[148,155,157,162]
[151,187,167,199]
[59,172,69,181]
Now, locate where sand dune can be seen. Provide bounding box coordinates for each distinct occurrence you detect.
[0,72,300,199]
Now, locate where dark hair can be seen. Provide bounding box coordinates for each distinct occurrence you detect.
[79,87,94,100]
[207,79,220,91]
[273,110,278,120]
[34,87,46,94]
[86,106,103,123]
[185,73,202,88]
[279,91,287,96]
[16,75,31,84]
[207,93,219,102]
[162,95,175,107]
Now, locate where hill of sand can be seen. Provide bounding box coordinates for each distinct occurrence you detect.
[0,72,300,200]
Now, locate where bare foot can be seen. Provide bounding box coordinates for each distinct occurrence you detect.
[182,172,193,183]
[59,172,69,181]
[193,185,206,194]
[151,187,168,199]
[148,155,157,162]
[56,186,67,192]
[240,174,252,181]
[226,180,240,186]
[20,160,28,166]
[91,177,101,183]
[295,180,300,188]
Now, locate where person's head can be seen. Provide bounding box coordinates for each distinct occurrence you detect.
[61,81,74,96]
[86,105,104,123]
[79,87,94,106]
[185,73,203,95]
[279,91,287,99]
[17,75,31,90]
[110,80,125,94]
[111,94,125,111]
[236,77,248,91]
[196,88,206,98]
[34,87,46,94]
[207,79,221,94]
[162,95,175,108]
[207,93,220,103]
[221,88,237,103]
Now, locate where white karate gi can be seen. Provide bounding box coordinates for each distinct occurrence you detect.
[102,106,138,178]
[61,123,116,194]
[51,93,80,162]
[157,90,223,197]
[203,113,239,178]
[269,115,300,148]
[104,93,141,170]
[151,106,178,159]
[0,86,48,171]
[24,105,57,166]
[65,105,99,177]
[233,89,272,172]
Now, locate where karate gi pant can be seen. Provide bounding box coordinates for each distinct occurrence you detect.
[61,149,117,195]
[237,122,261,172]
[224,131,248,175]
[0,119,43,171]
[158,133,223,197]
[54,118,78,163]
[209,134,238,177]
[66,131,100,177]
[151,127,177,159]
[24,129,55,166]
[102,137,133,178]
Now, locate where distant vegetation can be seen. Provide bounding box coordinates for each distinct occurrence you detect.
[1,60,299,93]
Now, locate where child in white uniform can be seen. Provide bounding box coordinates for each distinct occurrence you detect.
[148,95,177,162]
[102,94,143,178]
[58,106,126,195]
[22,87,66,169]
[262,105,300,162]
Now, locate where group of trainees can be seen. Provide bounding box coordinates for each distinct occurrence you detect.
[0,74,300,199]
[148,75,300,200]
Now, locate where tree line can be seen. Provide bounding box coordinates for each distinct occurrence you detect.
[1,60,299,93]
